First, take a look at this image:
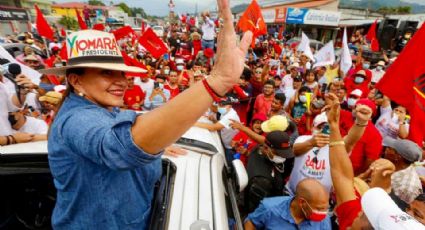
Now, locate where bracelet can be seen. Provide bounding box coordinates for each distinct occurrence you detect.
[10,135,16,144]
[329,141,345,147]
[355,122,368,127]
[202,79,223,103]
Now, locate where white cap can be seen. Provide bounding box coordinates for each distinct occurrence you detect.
[361,188,425,230]
[289,62,300,70]
[313,112,328,127]
[350,89,363,97]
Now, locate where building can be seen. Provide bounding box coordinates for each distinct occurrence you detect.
[51,2,108,20]
[21,0,52,17]
[256,0,341,42]
[0,5,31,35]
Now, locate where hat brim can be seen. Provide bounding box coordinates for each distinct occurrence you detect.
[275,148,294,158]
[261,121,272,133]
[39,63,147,76]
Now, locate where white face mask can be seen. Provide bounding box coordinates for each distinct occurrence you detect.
[312,129,321,135]
[164,69,170,75]
[299,95,307,103]
[392,114,399,124]
[217,107,228,115]
[347,98,358,108]
[176,65,184,71]
[269,155,286,164]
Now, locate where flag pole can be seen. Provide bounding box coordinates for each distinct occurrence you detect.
[43,37,50,59]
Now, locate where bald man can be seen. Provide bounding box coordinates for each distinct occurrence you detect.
[244,178,331,230]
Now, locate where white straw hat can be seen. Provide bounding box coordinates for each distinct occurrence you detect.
[39,30,146,75]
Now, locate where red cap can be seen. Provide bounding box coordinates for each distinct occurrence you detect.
[252,113,268,123]
[356,98,377,116]
[203,48,214,58]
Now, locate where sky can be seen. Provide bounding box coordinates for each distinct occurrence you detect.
[56,0,425,16]
[55,0,250,16]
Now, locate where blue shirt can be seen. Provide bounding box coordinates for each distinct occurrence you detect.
[48,93,162,229]
[246,196,331,230]
[144,86,170,110]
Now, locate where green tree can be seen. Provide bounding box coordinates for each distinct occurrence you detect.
[58,16,78,30]
[117,2,132,16]
[88,0,105,6]
[131,7,147,18]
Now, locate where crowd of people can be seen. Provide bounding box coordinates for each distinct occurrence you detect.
[0,2,425,229]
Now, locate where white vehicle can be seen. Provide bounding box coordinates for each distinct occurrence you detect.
[152,26,165,37]
[0,118,248,230]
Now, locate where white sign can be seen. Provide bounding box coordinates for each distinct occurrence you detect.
[261,9,276,24]
[304,9,341,27]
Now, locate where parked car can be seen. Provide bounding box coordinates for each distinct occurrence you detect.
[152,26,165,37]
[0,117,247,230]
[1,43,48,59]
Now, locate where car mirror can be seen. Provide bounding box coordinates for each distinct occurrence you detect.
[232,159,248,192]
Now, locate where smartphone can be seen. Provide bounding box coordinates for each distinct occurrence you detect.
[154,82,160,89]
[375,90,384,99]
[322,123,331,135]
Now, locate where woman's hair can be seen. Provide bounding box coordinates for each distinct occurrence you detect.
[304,70,317,81]
[55,68,85,113]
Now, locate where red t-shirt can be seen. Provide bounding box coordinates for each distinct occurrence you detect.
[123,85,145,111]
[232,131,260,165]
[254,94,274,116]
[298,114,314,136]
[350,121,383,175]
[339,110,354,137]
[164,84,180,99]
[249,79,264,98]
[335,199,362,230]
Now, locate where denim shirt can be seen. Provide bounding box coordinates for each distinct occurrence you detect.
[246,196,331,230]
[48,93,162,229]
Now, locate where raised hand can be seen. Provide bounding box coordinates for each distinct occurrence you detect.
[207,0,253,96]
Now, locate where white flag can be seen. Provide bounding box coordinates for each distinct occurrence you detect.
[297,32,314,61]
[340,27,352,75]
[313,41,335,68]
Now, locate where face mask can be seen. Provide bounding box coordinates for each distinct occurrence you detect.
[363,63,370,69]
[164,69,170,75]
[270,155,286,164]
[299,95,307,103]
[392,114,399,124]
[301,200,328,222]
[312,129,321,135]
[376,66,383,71]
[347,98,358,108]
[217,107,227,115]
[354,76,364,84]
[176,65,184,71]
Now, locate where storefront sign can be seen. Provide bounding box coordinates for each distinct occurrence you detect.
[0,7,29,21]
[275,8,287,23]
[261,8,276,24]
[286,8,308,24]
[286,8,341,26]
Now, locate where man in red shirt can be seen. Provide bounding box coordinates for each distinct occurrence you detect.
[254,80,275,116]
[123,76,145,111]
[327,93,395,230]
[164,70,180,99]
[349,99,383,175]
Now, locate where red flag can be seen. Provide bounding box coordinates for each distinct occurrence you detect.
[112,26,136,40]
[366,20,380,52]
[60,28,66,37]
[121,52,147,77]
[75,9,88,30]
[59,42,68,61]
[376,23,425,145]
[138,28,168,59]
[93,23,105,31]
[35,5,54,40]
[237,0,267,46]
[141,21,145,33]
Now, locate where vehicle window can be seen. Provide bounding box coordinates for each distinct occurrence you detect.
[222,166,244,230]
